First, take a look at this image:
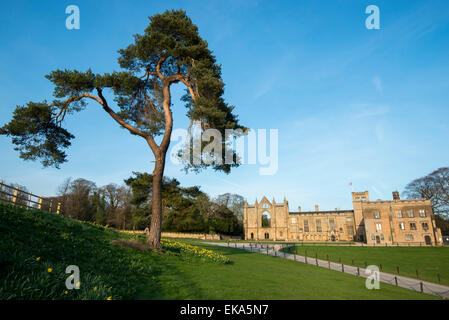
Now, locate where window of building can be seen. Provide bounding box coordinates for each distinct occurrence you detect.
[304,220,309,232]
[262,211,271,227]
[250,233,254,239]
[356,197,360,201]
[376,223,382,232]
[407,210,414,218]
[410,223,417,230]
[339,227,343,233]
[261,203,269,209]
[396,211,403,218]
[346,217,352,222]
[280,232,283,237]
[264,232,269,239]
[422,222,429,231]
[405,234,414,241]
[291,218,297,224]
[316,219,322,232]
[347,226,354,235]
[329,219,335,231]
[399,222,405,230]
[374,211,381,219]
[419,209,426,217]
[380,234,384,240]
[361,197,366,201]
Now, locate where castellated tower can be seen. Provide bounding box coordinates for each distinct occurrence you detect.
[352,191,369,242]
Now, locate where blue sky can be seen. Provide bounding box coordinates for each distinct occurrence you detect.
[1,0,448,211]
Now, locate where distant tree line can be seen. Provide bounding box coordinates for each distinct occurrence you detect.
[0,182,29,207]
[51,172,244,236]
[403,167,449,235]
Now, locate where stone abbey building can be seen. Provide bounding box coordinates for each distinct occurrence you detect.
[243,191,443,246]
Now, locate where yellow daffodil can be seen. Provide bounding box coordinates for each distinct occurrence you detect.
[36,257,41,261]
[106,296,112,300]
[47,268,52,273]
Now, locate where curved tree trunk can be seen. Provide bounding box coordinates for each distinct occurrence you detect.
[147,80,173,249]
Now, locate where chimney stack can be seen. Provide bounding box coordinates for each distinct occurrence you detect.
[298,206,301,212]
[315,204,319,212]
[392,191,400,200]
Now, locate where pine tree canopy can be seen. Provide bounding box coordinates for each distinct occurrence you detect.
[1,9,246,172]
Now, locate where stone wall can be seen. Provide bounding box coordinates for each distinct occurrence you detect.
[121,230,221,240]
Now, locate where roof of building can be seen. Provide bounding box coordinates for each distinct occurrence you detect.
[289,210,354,215]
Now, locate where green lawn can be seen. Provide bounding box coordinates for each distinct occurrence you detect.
[136,241,439,300]
[281,245,449,286]
[0,202,441,300]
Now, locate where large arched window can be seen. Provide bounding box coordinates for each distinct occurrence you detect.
[262,211,271,227]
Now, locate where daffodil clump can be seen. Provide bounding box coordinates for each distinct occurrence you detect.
[161,239,231,264]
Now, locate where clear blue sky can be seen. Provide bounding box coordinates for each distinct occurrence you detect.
[1,0,448,211]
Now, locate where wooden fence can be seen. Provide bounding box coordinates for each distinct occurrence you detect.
[0,181,61,214]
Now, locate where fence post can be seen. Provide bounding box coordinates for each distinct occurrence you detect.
[49,200,53,213]
[437,273,441,283]
[379,264,383,272]
[341,263,344,272]
[420,282,423,293]
[27,194,31,210]
[12,186,19,204]
[38,196,43,210]
[357,267,360,276]
[394,276,398,286]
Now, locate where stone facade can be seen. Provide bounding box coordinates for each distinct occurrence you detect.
[243,191,443,246]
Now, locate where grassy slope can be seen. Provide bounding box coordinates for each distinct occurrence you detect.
[137,241,439,300]
[0,203,440,300]
[0,202,160,299]
[282,245,449,286]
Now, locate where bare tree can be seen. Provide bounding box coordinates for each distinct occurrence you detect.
[403,167,449,218]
